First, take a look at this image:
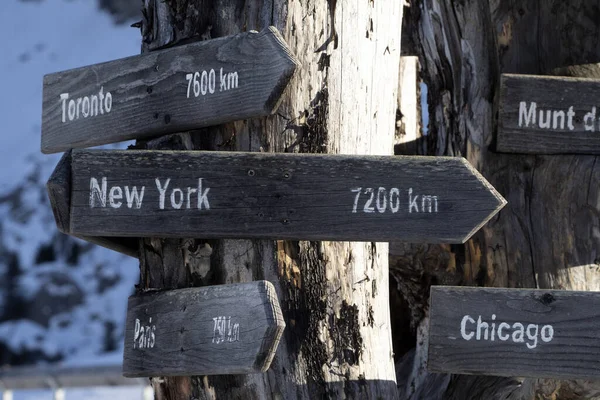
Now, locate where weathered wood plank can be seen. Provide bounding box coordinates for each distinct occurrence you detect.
[68,149,506,243]
[122,280,285,377]
[46,151,73,233]
[428,286,600,380]
[498,73,600,154]
[41,27,298,154]
[46,151,138,258]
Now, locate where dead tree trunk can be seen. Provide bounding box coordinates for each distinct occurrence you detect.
[136,1,403,399]
[394,0,600,399]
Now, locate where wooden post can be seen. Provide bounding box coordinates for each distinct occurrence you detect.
[137,0,403,399]
[401,0,600,398]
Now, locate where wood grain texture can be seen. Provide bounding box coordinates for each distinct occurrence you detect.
[401,1,600,398]
[498,73,600,154]
[428,286,600,380]
[122,280,285,377]
[136,0,404,398]
[41,27,298,154]
[46,151,72,234]
[46,151,138,258]
[68,149,506,243]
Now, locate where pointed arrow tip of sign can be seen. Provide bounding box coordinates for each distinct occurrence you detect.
[261,27,300,114]
[46,150,73,234]
[459,158,507,243]
[47,150,138,258]
[253,280,286,372]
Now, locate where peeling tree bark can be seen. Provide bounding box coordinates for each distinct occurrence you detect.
[396,0,600,399]
[136,0,402,399]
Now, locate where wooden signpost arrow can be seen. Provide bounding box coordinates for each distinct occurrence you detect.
[41,27,298,154]
[498,73,600,154]
[46,151,137,257]
[122,281,285,377]
[49,149,506,244]
[428,286,600,380]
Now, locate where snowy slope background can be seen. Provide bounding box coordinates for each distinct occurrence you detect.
[0,0,142,371]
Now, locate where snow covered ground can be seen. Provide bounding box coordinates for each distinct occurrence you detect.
[0,0,146,397]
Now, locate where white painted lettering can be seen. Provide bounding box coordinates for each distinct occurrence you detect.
[460,315,475,340]
[68,99,76,121]
[133,318,140,349]
[390,188,400,213]
[552,110,565,130]
[213,317,225,344]
[82,96,90,118]
[201,70,208,95]
[497,322,510,341]
[459,315,554,349]
[105,91,112,112]
[408,188,419,213]
[567,106,575,130]
[526,324,539,349]
[90,177,107,208]
[109,186,123,208]
[421,195,438,213]
[187,69,221,97]
[197,178,210,210]
[133,317,156,350]
[512,322,525,343]
[212,316,240,344]
[59,87,112,122]
[231,323,239,342]
[476,316,489,340]
[228,71,239,90]
[351,188,362,213]
[91,94,99,117]
[350,186,438,214]
[376,187,387,213]
[218,68,239,91]
[125,186,145,209]
[150,325,156,348]
[363,188,375,213]
[187,186,197,209]
[99,87,105,114]
[155,178,170,210]
[541,325,554,342]
[76,97,82,119]
[519,101,537,127]
[170,188,184,209]
[538,109,551,129]
[585,107,597,132]
[193,72,200,97]
[138,326,145,348]
[220,68,226,92]
[209,69,216,94]
[60,93,69,122]
[156,178,209,210]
